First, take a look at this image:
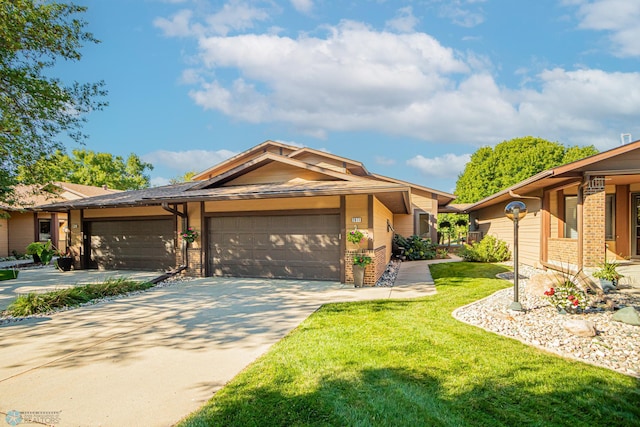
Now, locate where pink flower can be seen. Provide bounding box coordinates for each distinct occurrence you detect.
[568,295,575,301]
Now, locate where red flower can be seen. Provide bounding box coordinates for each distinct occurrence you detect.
[544,288,555,296]
[573,299,579,306]
[568,295,575,301]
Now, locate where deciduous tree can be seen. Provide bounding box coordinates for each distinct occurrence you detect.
[454,137,598,203]
[0,0,107,203]
[18,149,153,190]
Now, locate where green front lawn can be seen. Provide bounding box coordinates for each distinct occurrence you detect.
[179,262,640,426]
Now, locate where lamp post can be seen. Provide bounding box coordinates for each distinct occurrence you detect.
[505,201,527,311]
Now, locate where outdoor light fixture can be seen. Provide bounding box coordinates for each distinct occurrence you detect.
[505,201,527,311]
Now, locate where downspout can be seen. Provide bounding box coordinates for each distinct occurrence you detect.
[161,202,186,218]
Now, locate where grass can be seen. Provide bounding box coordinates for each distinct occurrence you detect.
[178,262,640,427]
[5,278,154,316]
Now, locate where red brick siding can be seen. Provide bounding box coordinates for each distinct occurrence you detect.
[548,238,579,266]
[345,246,387,286]
[583,179,605,267]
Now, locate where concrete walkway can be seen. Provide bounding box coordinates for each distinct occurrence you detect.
[0,258,458,427]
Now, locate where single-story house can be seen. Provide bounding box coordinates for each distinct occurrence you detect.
[0,182,119,258]
[463,139,640,272]
[39,141,455,285]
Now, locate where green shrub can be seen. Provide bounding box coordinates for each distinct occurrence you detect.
[5,278,154,316]
[459,235,511,263]
[393,234,437,260]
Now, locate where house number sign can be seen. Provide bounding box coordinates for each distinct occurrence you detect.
[585,176,605,194]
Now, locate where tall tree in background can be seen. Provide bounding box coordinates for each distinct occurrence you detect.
[170,171,196,184]
[17,149,153,190]
[0,1,107,203]
[454,137,598,203]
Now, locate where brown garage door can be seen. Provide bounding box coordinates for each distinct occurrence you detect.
[88,219,175,271]
[208,214,340,280]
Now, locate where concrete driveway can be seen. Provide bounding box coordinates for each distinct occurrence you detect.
[0,266,437,427]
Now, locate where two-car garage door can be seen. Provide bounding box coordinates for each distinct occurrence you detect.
[208,214,340,281]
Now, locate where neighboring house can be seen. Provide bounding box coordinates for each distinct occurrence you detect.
[0,182,119,258]
[463,139,640,272]
[40,141,455,285]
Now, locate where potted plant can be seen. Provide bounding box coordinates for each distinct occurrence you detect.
[181,227,199,247]
[347,226,371,287]
[592,259,624,292]
[25,240,55,265]
[55,248,74,272]
[352,254,372,288]
[26,242,43,263]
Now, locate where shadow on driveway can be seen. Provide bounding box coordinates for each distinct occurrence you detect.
[0,269,438,426]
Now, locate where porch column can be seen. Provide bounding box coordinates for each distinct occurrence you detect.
[582,176,606,267]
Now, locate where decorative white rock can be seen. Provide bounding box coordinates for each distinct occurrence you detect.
[563,319,597,337]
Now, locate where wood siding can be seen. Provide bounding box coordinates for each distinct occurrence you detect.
[8,212,34,256]
[391,191,438,240]
[83,206,170,218]
[0,217,8,257]
[223,162,336,186]
[345,195,369,250]
[373,196,393,262]
[205,196,340,213]
[392,214,413,237]
[477,198,542,267]
[289,152,347,174]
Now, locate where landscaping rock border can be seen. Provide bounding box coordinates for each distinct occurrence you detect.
[453,264,640,378]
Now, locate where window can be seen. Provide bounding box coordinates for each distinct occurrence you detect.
[418,213,430,237]
[605,194,615,240]
[38,219,51,241]
[564,196,577,238]
[564,194,615,240]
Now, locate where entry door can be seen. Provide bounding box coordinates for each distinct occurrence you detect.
[634,194,640,257]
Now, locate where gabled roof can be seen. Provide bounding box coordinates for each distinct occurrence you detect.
[39,180,413,214]
[189,152,367,190]
[369,173,456,206]
[464,139,640,212]
[288,146,369,176]
[191,140,298,181]
[38,141,458,215]
[1,182,119,211]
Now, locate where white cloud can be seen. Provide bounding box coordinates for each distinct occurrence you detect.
[290,0,313,14]
[375,156,396,166]
[158,9,640,151]
[143,149,237,173]
[437,0,486,28]
[407,153,471,178]
[150,176,172,187]
[385,7,419,33]
[154,9,194,37]
[154,1,271,37]
[573,0,640,57]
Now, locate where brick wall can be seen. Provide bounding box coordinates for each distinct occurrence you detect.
[345,246,387,286]
[548,238,578,267]
[176,244,204,277]
[583,177,605,267]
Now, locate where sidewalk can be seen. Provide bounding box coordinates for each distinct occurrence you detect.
[387,254,462,298]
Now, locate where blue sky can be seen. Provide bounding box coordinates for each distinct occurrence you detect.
[57,0,640,193]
